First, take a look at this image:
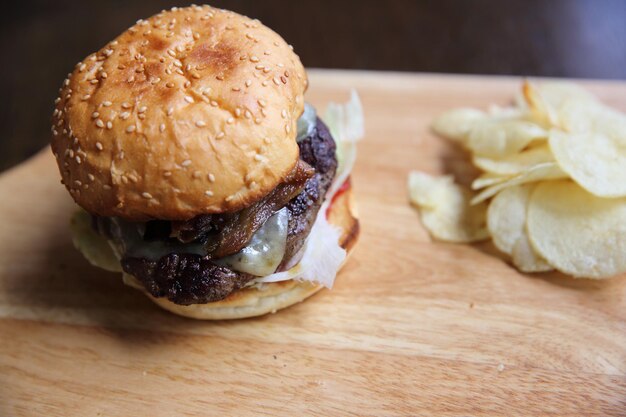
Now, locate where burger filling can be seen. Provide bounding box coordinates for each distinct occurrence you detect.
[92,108,338,305]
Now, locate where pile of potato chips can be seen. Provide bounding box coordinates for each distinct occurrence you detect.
[409,81,626,279]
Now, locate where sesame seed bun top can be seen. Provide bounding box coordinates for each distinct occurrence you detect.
[50,5,307,221]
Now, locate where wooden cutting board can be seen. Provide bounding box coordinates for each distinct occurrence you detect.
[1,70,624,416]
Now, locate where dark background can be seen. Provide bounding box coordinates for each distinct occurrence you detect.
[2,0,625,172]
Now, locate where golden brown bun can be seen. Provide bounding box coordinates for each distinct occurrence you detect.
[145,184,359,320]
[51,5,307,221]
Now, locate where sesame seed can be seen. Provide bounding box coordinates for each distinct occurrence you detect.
[142,192,153,199]
[82,94,91,100]
[264,137,271,144]
[127,76,135,83]
[285,124,291,133]
[210,101,218,107]
[254,154,263,162]
[184,81,191,88]
[280,76,287,84]
[167,107,174,116]
[262,81,268,87]
[235,108,242,117]
[79,63,87,72]
[118,151,125,159]
[205,190,214,196]
[225,195,234,202]
[208,173,215,182]
[101,72,108,79]
[91,112,100,119]
[255,64,264,70]
[95,119,105,128]
[159,123,166,132]
[216,75,224,81]
[122,102,131,109]
[95,142,103,151]
[216,131,225,139]
[103,184,112,190]
[126,125,136,133]
[184,96,194,103]
[74,180,82,186]
[106,121,113,129]
[281,109,287,118]
[90,79,99,85]
[244,110,252,119]
[254,117,262,124]
[192,73,200,79]
[138,106,147,113]
[181,159,192,167]
[54,97,61,104]
[173,60,182,68]
[167,49,176,57]
[87,174,95,182]
[250,56,259,63]
[245,79,252,87]
[120,112,130,120]
[263,67,271,73]
[75,155,82,164]
[166,82,175,88]
[102,101,112,107]
[196,120,206,127]
[163,171,172,177]
[227,117,234,124]
[258,99,266,107]
[192,170,202,179]
[273,77,281,85]
[69,149,75,158]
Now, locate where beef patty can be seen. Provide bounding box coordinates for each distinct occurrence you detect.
[120,117,337,305]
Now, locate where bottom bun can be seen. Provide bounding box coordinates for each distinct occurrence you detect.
[142,185,359,320]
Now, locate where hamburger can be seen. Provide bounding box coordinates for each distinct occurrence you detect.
[50,5,362,319]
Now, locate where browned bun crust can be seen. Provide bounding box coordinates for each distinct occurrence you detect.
[146,184,359,319]
[51,5,307,221]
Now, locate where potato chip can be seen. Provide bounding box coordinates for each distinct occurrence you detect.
[431,108,486,144]
[487,185,533,255]
[471,162,566,204]
[408,171,489,243]
[537,82,597,112]
[408,171,451,208]
[549,130,626,198]
[471,173,513,190]
[423,81,626,279]
[467,119,547,157]
[558,98,626,140]
[511,233,553,273]
[472,145,554,176]
[522,81,558,127]
[527,181,626,278]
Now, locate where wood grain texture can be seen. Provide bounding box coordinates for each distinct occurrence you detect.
[0,70,625,416]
